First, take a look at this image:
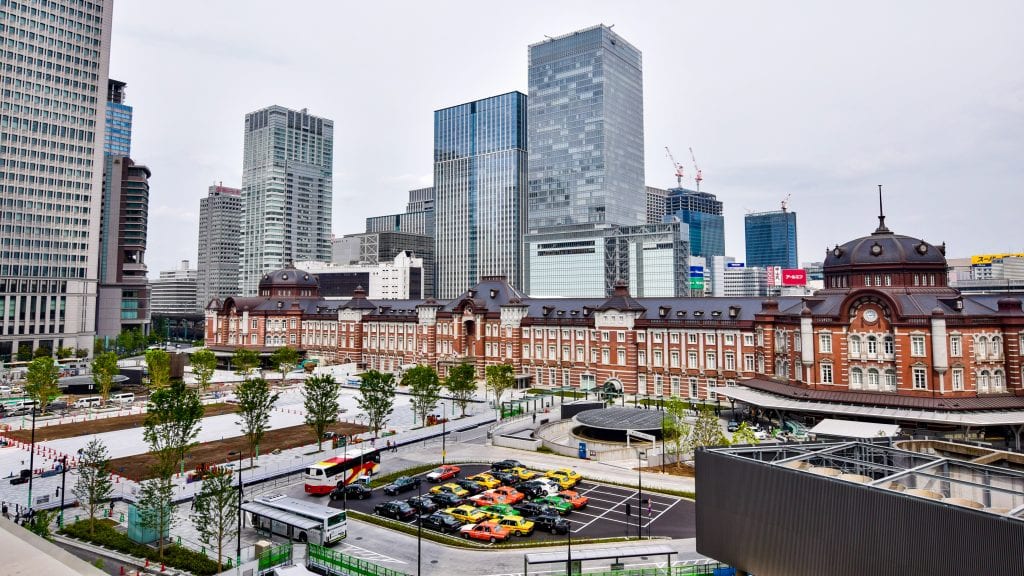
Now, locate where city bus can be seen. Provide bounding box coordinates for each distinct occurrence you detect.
[304,446,381,495]
[242,493,347,545]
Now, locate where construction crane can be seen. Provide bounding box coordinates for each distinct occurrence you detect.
[664,146,685,188]
[689,147,703,192]
[780,193,792,212]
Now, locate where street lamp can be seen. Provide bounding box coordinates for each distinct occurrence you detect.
[228,450,244,569]
[58,455,67,527]
[440,402,447,465]
[416,481,423,576]
[26,404,36,511]
[565,520,573,575]
[637,448,643,540]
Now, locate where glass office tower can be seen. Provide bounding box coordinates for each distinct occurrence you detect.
[745,209,799,269]
[435,92,528,298]
[664,187,725,259]
[527,24,645,230]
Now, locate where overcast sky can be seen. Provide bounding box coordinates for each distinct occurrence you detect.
[110,0,1024,277]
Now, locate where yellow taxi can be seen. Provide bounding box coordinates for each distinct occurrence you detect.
[430,482,469,498]
[444,505,488,524]
[508,466,539,481]
[495,515,535,536]
[545,468,581,487]
[467,473,502,490]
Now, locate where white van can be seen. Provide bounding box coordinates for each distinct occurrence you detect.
[111,392,135,405]
[73,396,102,409]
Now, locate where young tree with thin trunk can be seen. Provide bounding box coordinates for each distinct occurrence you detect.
[235,377,280,465]
[91,352,119,405]
[144,348,171,390]
[690,405,729,450]
[232,347,261,379]
[138,477,176,558]
[303,374,340,451]
[189,348,218,391]
[269,346,301,383]
[143,382,205,479]
[405,365,442,426]
[662,396,693,468]
[730,421,760,446]
[356,370,396,437]
[444,363,476,417]
[72,438,113,536]
[25,356,61,414]
[485,364,515,421]
[190,468,238,572]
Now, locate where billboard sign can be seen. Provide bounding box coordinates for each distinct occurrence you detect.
[690,277,705,291]
[781,269,807,286]
[689,266,704,275]
[727,262,746,268]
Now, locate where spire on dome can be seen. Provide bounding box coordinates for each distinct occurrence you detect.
[873,184,892,235]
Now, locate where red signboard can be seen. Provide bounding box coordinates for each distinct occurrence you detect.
[781,269,807,286]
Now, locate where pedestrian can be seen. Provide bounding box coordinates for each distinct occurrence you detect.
[532,413,537,424]
[55,486,60,497]
[385,440,391,452]
[2,503,8,519]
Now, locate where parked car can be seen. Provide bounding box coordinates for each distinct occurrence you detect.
[459,521,509,543]
[453,479,485,495]
[533,495,572,515]
[491,459,524,472]
[430,482,469,498]
[727,420,741,432]
[46,400,69,413]
[443,505,488,524]
[406,495,438,515]
[331,483,373,501]
[545,468,581,486]
[516,480,558,498]
[557,490,589,510]
[507,466,539,481]
[489,470,519,486]
[383,475,422,496]
[466,473,502,490]
[489,486,525,504]
[543,471,577,489]
[428,492,465,508]
[533,513,571,534]
[419,512,463,534]
[374,501,417,521]
[478,503,519,520]
[513,502,557,519]
[495,515,535,536]
[425,465,461,482]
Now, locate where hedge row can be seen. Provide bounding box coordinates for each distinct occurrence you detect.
[60,519,223,575]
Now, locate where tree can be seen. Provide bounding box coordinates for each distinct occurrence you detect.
[75,348,89,359]
[56,346,75,359]
[356,370,396,438]
[662,397,692,468]
[143,382,205,479]
[138,477,175,557]
[32,346,52,358]
[690,405,729,450]
[303,374,340,451]
[485,364,515,421]
[189,348,218,391]
[405,365,441,426]
[91,352,120,405]
[72,438,113,535]
[731,421,761,446]
[25,356,60,414]
[269,346,300,383]
[26,508,58,539]
[190,468,237,572]
[232,348,260,379]
[144,348,171,390]
[444,363,477,417]
[16,343,32,361]
[235,377,280,466]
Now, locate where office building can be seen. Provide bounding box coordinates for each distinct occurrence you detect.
[104,79,131,156]
[295,251,424,299]
[332,236,362,266]
[646,186,668,224]
[525,223,688,297]
[0,2,113,360]
[150,261,198,315]
[664,187,725,259]
[197,184,242,310]
[240,106,333,295]
[341,232,434,297]
[406,187,434,213]
[745,209,798,268]
[527,24,645,230]
[365,210,433,237]
[435,92,528,298]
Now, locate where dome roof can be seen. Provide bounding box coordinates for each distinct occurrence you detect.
[258,267,318,290]
[824,231,946,270]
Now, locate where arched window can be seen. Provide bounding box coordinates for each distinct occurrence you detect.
[977,336,989,359]
[850,335,862,355]
[867,368,880,389]
[884,369,897,391]
[883,335,895,355]
[991,336,1002,358]
[979,370,991,393]
[993,370,1005,392]
[867,336,878,355]
[850,367,863,389]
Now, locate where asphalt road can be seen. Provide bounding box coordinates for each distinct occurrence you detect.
[322,463,694,543]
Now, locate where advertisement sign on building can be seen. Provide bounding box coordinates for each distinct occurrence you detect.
[727,262,745,268]
[781,269,807,286]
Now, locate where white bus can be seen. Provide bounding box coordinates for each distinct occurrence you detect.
[242,494,346,545]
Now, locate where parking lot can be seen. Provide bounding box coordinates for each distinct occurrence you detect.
[323,464,695,543]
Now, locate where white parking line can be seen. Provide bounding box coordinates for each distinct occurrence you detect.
[337,541,407,565]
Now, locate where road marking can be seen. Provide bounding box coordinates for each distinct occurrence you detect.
[337,541,407,565]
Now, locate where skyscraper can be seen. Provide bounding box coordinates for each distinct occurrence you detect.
[745,209,799,269]
[240,106,333,295]
[664,187,725,259]
[527,24,645,230]
[435,92,528,298]
[0,1,113,360]
[105,79,132,157]
[197,184,242,310]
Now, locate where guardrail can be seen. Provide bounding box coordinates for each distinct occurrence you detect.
[307,543,410,576]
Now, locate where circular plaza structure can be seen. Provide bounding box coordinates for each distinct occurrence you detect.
[59,374,129,394]
[572,406,665,442]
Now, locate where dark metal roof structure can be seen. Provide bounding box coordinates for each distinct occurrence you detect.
[573,407,666,431]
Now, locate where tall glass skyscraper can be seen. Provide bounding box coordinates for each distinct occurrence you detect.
[745,209,799,269]
[197,184,242,310]
[664,187,725,259]
[434,92,528,298]
[104,79,132,156]
[0,0,113,360]
[240,106,333,295]
[527,25,645,230]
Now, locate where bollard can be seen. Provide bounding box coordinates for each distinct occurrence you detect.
[161,563,166,572]
[144,559,149,568]
[120,566,125,576]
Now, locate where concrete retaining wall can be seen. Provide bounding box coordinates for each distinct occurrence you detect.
[493,435,542,451]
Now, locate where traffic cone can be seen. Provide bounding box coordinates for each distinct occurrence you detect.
[144,559,149,568]
[119,566,125,575]
[161,563,166,572]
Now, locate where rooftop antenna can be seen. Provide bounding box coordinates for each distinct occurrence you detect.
[875,184,891,234]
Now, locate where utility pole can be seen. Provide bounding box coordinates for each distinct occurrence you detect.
[440,402,447,465]
[58,455,67,527]
[26,405,36,511]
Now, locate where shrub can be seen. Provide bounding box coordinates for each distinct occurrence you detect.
[60,519,220,576]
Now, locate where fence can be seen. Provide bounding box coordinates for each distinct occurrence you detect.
[307,543,411,576]
[257,542,293,573]
[558,564,732,576]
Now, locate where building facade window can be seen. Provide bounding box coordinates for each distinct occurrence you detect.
[910,335,926,357]
[866,368,879,389]
[950,334,962,357]
[670,350,680,367]
[819,332,832,353]
[850,367,863,389]
[821,363,833,384]
[687,351,698,369]
[952,368,964,391]
[912,366,928,390]
[850,335,861,356]
[638,350,647,365]
[866,336,877,355]
[885,369,897,391]
[744,354,755,372]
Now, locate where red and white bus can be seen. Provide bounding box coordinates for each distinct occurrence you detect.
[304,447,381,495]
